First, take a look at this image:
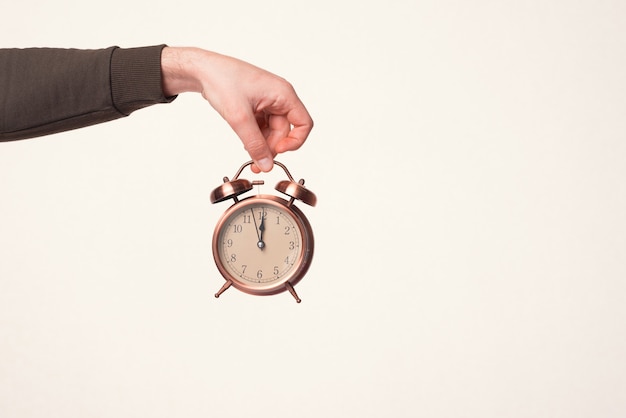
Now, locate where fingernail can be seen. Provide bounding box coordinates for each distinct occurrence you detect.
[257,158,273,172]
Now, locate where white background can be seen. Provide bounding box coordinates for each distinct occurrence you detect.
[2,0,626,417]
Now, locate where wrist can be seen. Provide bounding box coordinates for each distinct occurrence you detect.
[161,47,204,96]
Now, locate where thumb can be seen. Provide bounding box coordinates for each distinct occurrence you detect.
[225,110,274,172]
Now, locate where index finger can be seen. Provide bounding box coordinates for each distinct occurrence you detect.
[224,107,275,172]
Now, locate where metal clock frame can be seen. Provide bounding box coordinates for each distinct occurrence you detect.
[210,160,316,303]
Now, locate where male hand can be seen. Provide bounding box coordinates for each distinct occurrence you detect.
[161,47,313,172]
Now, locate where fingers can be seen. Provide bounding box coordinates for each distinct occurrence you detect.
[225,108,275,172]
[265,113,291,151]
[250,80,313,157]
[247,114,289,173]
[226,101,313,173]
[276,102,314,153]
[275,123,313,153]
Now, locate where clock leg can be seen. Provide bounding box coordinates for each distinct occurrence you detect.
[214,280,233,298]
[285,282,301,303]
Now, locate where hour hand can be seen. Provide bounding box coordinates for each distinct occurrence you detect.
[257,213,266,250]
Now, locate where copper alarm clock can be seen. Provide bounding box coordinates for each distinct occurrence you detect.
[210,161,316,303]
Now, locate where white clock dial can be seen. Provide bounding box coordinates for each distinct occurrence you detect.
[212,195,313,298]
[218,201,302,287]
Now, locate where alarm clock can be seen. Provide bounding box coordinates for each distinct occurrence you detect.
[209,160,316,303]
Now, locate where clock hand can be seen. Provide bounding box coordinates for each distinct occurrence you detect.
[258,210,266,250]
[251,208,261,242]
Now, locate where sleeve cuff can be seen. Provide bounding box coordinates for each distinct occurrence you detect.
[110,44,176,116]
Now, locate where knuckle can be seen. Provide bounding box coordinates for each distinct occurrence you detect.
[244,138,269,156]
[224,108,250,128]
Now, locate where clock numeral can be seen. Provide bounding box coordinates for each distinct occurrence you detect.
[257,210,267,221]
[242,215,251,224]
[273,266,279,276]
[257,269,263,279]
[224,239,233,248]
[233,224,243,233]
[230,254,237,262]
[289,241,295,250]
[276,216,281,225]
[284,226,291,235]
[284,256,289,265]
[241,265,247,273]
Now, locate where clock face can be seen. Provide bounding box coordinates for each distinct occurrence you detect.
[213,196,313,295]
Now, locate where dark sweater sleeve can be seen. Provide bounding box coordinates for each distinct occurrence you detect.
[0,45,176,141]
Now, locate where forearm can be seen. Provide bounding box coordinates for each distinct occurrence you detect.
[0,45,174,141]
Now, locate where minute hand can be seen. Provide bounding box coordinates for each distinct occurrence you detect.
[251,208,261,241]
